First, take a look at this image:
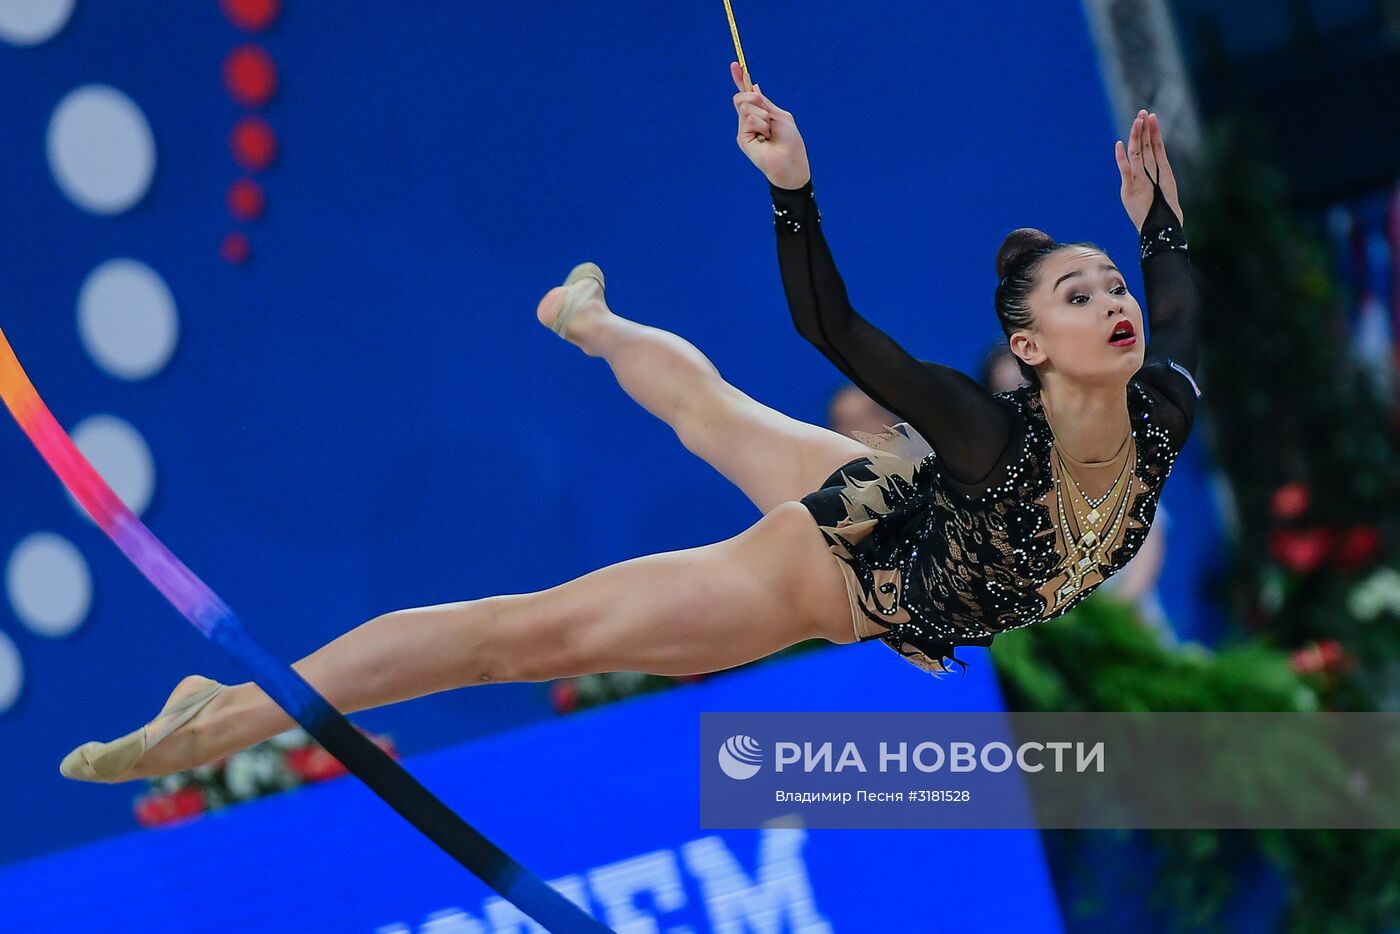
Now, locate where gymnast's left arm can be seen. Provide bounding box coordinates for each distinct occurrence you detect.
[1116,111,1201,447]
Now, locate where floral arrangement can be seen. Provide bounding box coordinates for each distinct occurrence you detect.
[1012,117,1400,934]
[546,639,827,714]
[549,670,706,714]
[133,726,397,828]
[1187,119,1400,721]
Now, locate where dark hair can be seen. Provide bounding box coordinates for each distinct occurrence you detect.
[992,228,1104,388]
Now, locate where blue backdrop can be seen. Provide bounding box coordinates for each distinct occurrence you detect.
[0,0,1220,867]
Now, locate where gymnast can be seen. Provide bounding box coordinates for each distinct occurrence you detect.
[61,63,1201,783]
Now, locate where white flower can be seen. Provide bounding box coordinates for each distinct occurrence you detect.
[252,747,284,785]
[614,670,646,690]
[224,752,260,800]
[269,727,308,750]
[1348,566,1400,622]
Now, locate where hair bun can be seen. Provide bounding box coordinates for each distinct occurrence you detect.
[996,227,1057,280]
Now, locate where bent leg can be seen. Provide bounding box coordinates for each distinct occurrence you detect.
[149,502,856,777]
[538,283,870,513]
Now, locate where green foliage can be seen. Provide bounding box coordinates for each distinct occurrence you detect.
[1261,830,1400,934]
[991,594,1315,713]
[992,595,1324,931]
[1061,113,1400,933]
[1187,118,1400,702]
[994,586,1400,931]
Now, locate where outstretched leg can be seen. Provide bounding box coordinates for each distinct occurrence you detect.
[91,502,858,781]
[537,279,870,513]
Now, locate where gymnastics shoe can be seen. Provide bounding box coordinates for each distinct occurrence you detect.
[538,261,606,341]
[59,676,226,784]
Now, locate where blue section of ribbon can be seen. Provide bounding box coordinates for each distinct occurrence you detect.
[183,595,612,930]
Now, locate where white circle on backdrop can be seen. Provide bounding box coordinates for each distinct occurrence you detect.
[47,84,156,215]
[6,532,92,637]
[78,259,178,380]
[0,0,75,46]
[69,415,156,519]
[0,630,22,714]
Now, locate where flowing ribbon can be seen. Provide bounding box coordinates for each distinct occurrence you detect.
[0,327,610,933]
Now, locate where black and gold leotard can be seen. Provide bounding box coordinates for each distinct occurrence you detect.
[771,176,1202,675]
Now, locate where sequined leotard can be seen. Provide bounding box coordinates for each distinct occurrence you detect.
[772,177,1202,675]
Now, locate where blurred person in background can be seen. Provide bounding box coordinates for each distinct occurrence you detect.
[826,383,894,439]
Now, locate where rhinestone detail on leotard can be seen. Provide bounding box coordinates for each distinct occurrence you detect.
[799,381,1185,677]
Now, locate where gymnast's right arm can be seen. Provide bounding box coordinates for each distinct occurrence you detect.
[767,180,1016,484]
[728,64,1015,485]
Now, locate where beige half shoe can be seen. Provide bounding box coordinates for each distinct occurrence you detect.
[59,676,225,784]
[549,262,606,340]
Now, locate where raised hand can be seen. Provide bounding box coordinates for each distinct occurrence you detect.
[730,61,811,190]
[1114,110,1184,232]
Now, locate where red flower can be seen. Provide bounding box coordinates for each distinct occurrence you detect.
[1291,639,1349,675]
[1268,527,1336,574]
[550,679,578,714]
[1270,482,1310,520]
[173,786,206,818]
[1333,526,1383,572]
[134,793,172,827]
[1317,639,1348,671]
[134,787,208,827]
[279,731,395,784]
[1291,644,1323,675]
[285,746,349,783]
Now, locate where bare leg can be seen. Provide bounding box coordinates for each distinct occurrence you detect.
[537,282,870,513]
[114,502,856,780]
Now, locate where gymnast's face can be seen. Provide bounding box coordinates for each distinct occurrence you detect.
[1010,247,1144,385]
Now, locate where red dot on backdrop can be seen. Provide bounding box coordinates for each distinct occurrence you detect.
[221,231,251,265]
[227,178,264,221]
[230,115,277,170]
[223,44,278,107]
[220,0,280,33]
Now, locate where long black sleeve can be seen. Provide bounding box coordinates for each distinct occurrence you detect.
[770,179,1017,487]
[1131,181,1203,448]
